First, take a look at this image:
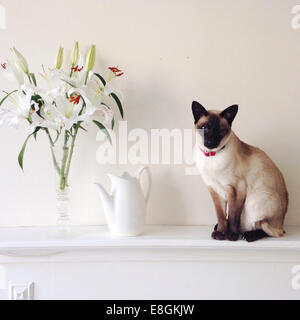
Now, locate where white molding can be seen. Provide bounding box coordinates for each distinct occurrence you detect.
[9,282,34,300]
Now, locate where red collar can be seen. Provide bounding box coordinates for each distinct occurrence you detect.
[199,145,225,157]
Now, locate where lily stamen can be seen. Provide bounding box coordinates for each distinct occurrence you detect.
[108,66,124,78]
[71,65,84,73]
[69,94,81,105]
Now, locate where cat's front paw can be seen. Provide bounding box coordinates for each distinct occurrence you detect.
[225,231,240,241]
[211,230,226,240]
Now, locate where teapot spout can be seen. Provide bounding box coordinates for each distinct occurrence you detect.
[94,183,114,228]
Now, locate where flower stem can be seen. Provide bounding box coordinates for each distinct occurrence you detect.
[70,64,74,78]
[65,124,79,184]
[59,131,70,190]
[45,128,60,174]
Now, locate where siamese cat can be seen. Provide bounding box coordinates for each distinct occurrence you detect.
[192,101,288,242]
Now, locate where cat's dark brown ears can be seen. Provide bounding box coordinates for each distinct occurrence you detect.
[192,101,208,123]
[220,105,238,126]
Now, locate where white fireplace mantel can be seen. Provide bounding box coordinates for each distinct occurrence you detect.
[0,225,300,299]
[0,225,299,262]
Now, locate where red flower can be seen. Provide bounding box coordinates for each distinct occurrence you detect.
[108,66,124,77]
[71,65,84,72]
[1,63,7,70]
[69,95,81,105]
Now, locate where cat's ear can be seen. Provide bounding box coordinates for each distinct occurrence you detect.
[192,101,208,123]
[220,105,238,126]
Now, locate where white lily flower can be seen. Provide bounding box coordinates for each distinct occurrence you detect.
[40,67,69,93]
[68,72,122,124]
[0,59,24,86]
[68,87,97,121]
[0,108,19,128]
[34,94,87,131]
[98,104,114,124]
[33,103,62,131]
[88,73,124,100]
[0,88,35,128]
[103,82,124,102]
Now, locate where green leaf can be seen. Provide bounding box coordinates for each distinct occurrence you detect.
[110,92,123,119]
[61,78,76,88]
[93,120,112,144]
[31,94,44,118]
[111,117,115,130]
[18,134,32,170]
[79,124,88,132]
[18,127,40,169]
[30,73,37,86]
[0,90,17,106]
[31,94,43,106]
[101,102,110,108]
[33,127,41,140]
[94,73,106,86]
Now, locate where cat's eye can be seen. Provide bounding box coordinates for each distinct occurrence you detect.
[200,126,209,133]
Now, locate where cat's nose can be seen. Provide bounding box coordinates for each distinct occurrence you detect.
[206,139,213,146]
[205,140,216,148]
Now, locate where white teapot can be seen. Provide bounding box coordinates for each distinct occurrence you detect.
[95,166,151,236]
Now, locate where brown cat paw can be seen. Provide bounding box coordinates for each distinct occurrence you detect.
[211,230,226,240]
[225,231,240,241]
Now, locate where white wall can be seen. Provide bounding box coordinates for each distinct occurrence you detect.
[0,0,299,226]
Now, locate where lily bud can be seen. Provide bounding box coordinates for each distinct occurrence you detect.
[10,47,29,74]
[55,46,63,69]
[8,60,24,86]
[85,45,96,74]
[70,41,79,66]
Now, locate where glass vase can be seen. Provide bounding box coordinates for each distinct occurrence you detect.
[50,129,75,231]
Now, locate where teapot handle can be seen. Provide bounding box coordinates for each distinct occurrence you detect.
[137,166,151,203]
